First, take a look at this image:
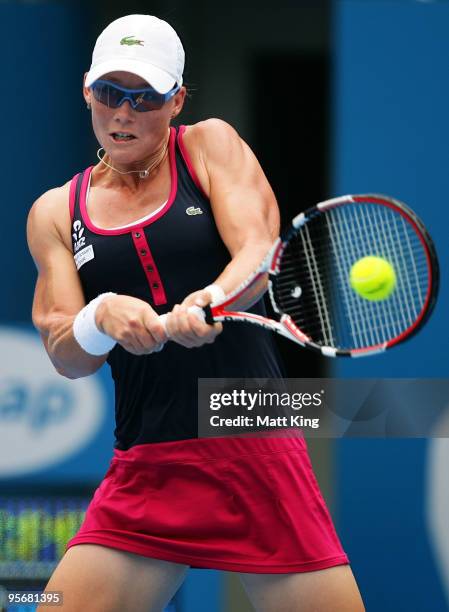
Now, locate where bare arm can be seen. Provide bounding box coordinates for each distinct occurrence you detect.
[27,188,167,379]
[188,118,280,292]
[27,187,107,378]
[165,119,280,346]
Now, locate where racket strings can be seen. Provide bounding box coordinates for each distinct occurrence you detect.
[273,202,431,350]
[299,225,335,347]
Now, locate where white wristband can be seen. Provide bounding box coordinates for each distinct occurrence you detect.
[73,292,117,356]
[204,284,225,305]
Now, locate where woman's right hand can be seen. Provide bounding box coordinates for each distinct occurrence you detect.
[96,295,168,355]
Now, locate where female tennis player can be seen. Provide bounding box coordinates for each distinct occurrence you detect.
[28,14,365,612]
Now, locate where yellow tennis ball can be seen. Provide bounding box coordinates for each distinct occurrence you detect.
[350,256,396,301]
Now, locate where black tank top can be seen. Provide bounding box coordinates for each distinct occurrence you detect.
[70,126,283,449]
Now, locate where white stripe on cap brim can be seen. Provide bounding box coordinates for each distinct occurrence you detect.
[85,58,180,93]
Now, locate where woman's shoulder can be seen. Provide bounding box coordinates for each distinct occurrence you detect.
[31,180,71,218]
[182,118,241,146]
[28,180,73,248]
[180,119,244,188]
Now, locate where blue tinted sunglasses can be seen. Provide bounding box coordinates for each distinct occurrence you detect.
[90,79,180,112]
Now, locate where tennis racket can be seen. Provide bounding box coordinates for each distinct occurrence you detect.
[160,194,439,357]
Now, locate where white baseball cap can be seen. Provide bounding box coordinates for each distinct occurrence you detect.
[85,15,184,93]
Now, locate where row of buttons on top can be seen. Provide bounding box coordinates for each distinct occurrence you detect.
[134,231,158,288]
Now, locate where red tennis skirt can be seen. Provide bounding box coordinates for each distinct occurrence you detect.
[67,431,349,573]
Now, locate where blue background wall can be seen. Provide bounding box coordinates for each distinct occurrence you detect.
[333,2,449,610]
[0,3,94,322]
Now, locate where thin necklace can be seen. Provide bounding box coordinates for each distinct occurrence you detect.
[96,134,169,179]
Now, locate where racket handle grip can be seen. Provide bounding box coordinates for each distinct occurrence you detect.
[187,305,207,322]
[158,306,206,338]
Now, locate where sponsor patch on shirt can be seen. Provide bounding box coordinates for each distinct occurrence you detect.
[74,244,95,270]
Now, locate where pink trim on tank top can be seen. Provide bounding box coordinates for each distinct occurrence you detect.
[78,126,178,236]
[69,172,80,222]
[177,125,208,199]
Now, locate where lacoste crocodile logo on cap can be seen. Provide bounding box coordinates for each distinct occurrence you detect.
[120,35,144,46]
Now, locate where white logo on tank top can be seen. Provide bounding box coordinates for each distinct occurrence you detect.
[72,220,94,269]
[74,245,95,270]
[72,219,87,252]
[185,206,203,216]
